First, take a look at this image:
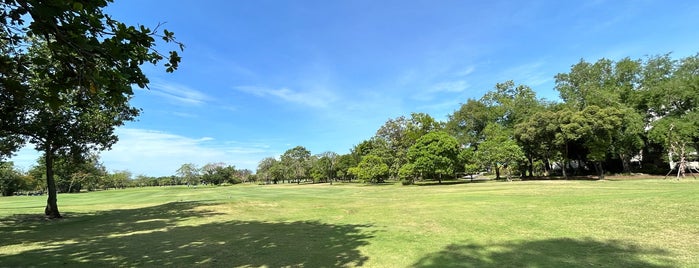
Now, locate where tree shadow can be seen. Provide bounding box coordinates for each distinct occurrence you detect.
[521,175,602,181]
[412,238,675,268]
[0,202,374,267]
[416,180,474,186]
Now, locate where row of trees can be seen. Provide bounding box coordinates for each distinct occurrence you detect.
[176,162,254,186]
[257,54,699,184]
[256,147,344,184]
[0,154,255,196]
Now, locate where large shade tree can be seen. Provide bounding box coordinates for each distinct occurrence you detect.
[349,154,389,184]
[0,0,183,218]
[475,124,524,180]
[405,131,459,184]
[375,112,442,179]
[281,146,312,184]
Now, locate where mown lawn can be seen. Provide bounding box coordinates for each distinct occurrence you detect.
[1,179,698,267]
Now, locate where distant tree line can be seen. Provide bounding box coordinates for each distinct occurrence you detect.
[0,154,254,196]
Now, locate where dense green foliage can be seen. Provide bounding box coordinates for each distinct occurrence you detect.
[1,0,183,218]
[349,154,389,183]
[404,131,459,184]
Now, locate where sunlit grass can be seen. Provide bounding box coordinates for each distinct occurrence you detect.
[1,179,697,267]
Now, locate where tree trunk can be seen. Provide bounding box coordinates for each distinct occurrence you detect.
[562,144,569,179]
[44,151,62,219]
[619,153,631,174]
[527,154,534,177]
[494,164,501,180]
[677,143,686,179]
[595,162,605,180]
[667,150,675,171]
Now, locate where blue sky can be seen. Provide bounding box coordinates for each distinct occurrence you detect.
[10,0,699,176]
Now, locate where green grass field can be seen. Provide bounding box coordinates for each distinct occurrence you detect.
[1,179,698,267]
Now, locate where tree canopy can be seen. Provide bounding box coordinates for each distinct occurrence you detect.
[1,0,183,218]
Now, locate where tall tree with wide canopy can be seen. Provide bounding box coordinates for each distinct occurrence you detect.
[281,146,312,184]
[0,0,183,218]
[554,57,648,175]
[405,131,459,184]
[375,112,442,178]
[481,81,544,176]
[349,154,389,184]
[640,54,699,176]
[446,99,494,148]
[176,163,200,186]
[475,124,525,180]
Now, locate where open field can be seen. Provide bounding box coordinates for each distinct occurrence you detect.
[1,179,698,267]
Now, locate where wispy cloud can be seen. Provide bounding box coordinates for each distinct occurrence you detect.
[429,80,470,93]
[150,81,212,106]
[101,128,275,176]
[411,80,470,102]
[171,111,198,118]
[454,66,476,77]
[234,86,337,108]
[501,60,553,87]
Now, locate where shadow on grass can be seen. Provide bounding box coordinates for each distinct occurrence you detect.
[521,175,602,181]
[0,202,373,267]
[416,180,470,186]
[412,238,675,268]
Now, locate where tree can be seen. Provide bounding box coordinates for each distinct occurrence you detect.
[375,112,443,178]
[234,168,252,184]
[514,107,561,176]
[280,146,312,184]
[107,170,131,189]
[480,81,545,177]
[556,58,620,110]
[457,147,480,180]
[0,161,24,196]
[257,157,280,184]
[201,162,236,185]
[311,151,338,184]
[351,137,392,167]
[578,106,624,179]
[405,131,459,184]
[641,54,699,177]
[446,99,495,148]
[481,80,541,128]
[335,154,357,182]
[0,0,183,218]
[476,124,525,181]
[648,115,699,178]
[349,154,389,184]
[176,163,200,186]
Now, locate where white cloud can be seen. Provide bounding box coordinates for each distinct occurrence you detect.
[454,66,476,77]
[411,80,470,102]
[234,86,337,108]
[171,111,198,118]
[429,80,470,93]
[501,60,553,87]
[150,81,211,106]
[101,128,274,176]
